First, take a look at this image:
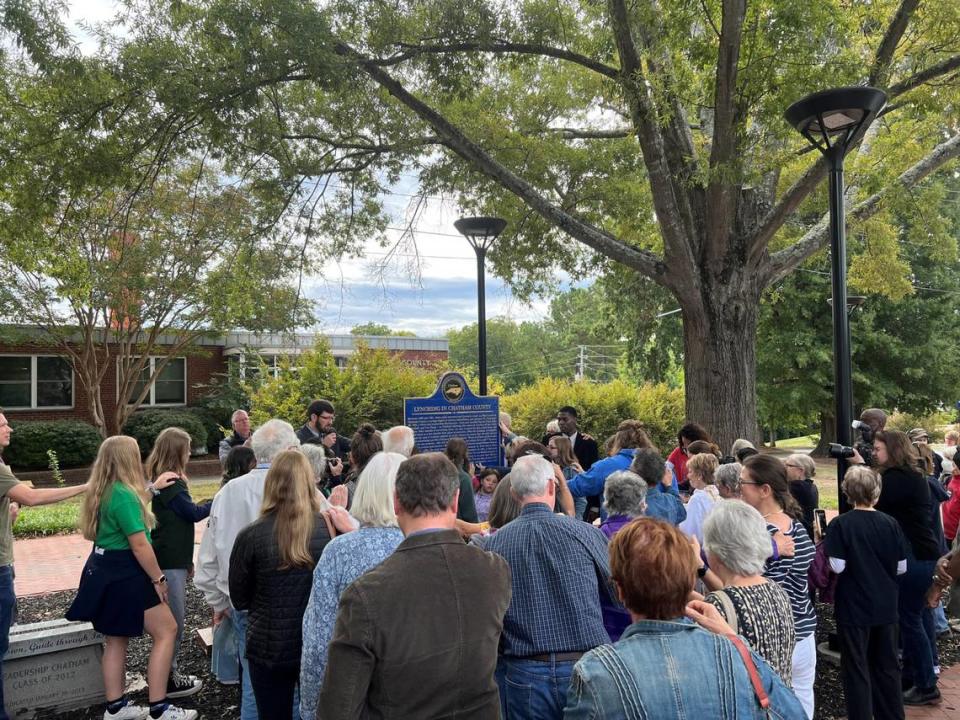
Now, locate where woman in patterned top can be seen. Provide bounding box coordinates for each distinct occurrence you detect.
[740,454,817,720]
[298,452,406,720]
[698,499,795,684]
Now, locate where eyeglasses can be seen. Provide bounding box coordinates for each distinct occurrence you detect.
[739,481,765,486]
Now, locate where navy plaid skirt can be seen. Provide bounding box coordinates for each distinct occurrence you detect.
[66,547,160,637]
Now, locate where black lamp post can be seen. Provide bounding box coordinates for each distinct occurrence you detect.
[785,86,886,512]
[454,216,507,395]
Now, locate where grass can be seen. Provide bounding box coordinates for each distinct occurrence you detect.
[13,476,222,539]
[774,434,820,449]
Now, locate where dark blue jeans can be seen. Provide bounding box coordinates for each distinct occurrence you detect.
[498,655,577,719]
[899,558,937,690]
[0,565,16,720]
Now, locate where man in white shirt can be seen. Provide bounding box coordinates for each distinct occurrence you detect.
[195,418,299,720]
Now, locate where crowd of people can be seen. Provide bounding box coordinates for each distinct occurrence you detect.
[0,401,959,720]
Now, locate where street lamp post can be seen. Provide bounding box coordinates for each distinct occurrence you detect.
[785,86,886,512]
[454,216,507,395]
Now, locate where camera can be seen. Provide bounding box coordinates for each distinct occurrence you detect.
[828,443,855,459]
[851,420,876,466]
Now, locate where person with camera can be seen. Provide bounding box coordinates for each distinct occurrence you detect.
[849,429,941,706]
[842,408,887,467]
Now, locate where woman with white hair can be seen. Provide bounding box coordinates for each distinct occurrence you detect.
[298,452,406,719]
[698,500,796,686]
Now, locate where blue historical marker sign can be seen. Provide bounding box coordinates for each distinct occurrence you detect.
[404,372,501,467]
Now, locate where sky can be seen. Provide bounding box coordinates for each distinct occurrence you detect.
[66,0,560,338]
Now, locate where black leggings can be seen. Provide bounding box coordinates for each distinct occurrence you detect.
[247,661,300,720]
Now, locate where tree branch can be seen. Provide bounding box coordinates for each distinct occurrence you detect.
[534,126,634,140]
[372,40,620,81]
[604,0,697,280]
[748,155,829,263]
[337,43,669,284]
[888,54,960,98]
[764,133,960,285]
[868,0,921,87]
[705,0,747,266]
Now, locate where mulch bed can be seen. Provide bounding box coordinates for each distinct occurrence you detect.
[814,602,960,719]
[15,591,960,719]
[20,586,238,719]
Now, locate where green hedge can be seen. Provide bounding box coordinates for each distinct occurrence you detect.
[4,420,102,470]
[500,378,685,452]
[122,409,209,457]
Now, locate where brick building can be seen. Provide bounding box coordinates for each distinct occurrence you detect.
[0,328,448,428]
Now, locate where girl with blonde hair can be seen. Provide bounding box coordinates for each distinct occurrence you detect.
[679,452,720,545]
[548,434,585,517]
[229,450,332,720]
[67,435,196,720]
[145,427,211,699]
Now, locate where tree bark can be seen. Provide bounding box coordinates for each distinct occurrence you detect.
[680,276,760,451]
[812,412,835,457]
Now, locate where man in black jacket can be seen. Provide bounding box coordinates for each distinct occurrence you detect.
[553,406,599,470]
[296,399,351,461]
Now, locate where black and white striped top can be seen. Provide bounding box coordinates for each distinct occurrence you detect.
[764,519,817,640]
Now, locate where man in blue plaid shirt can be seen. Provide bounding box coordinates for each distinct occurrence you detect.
[486,455,615,719]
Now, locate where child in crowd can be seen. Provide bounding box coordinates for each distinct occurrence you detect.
[66,436,197,720]
[145,428,212,700]
[475,468,500,522]
[222,445,257,486]
[825,466,909,720]
[943,459,960,546]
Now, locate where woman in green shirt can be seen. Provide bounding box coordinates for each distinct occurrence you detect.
[66,436,197,720]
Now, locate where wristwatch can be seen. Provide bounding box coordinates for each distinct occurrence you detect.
[153,574,167,586]
[147,483,160,497]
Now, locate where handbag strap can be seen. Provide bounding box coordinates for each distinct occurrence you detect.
[727,634,770,711]
[714,589,738,635]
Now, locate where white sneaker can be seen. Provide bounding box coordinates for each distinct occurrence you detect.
[104,701,148,720]
[150,705,198,720]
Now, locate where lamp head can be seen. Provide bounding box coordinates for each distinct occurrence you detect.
[454,216,507,253]
[785,86,886,156]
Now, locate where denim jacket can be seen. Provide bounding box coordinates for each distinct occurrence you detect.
[564,618,805,720]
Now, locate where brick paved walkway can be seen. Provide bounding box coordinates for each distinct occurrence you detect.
[13,524,205,596]
[905,664,960,718]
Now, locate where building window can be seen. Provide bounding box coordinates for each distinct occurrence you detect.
[0,355,74,409]
[126,357,187,406]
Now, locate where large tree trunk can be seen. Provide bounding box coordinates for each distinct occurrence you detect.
[811,412,835,458]
[680,277,760,452]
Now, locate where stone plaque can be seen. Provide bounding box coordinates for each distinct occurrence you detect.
[404,372,501,467]
[4,620,105,718]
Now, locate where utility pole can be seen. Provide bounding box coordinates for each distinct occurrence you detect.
[575,345,586,381]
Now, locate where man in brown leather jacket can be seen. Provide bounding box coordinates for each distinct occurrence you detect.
[318,453,512,719]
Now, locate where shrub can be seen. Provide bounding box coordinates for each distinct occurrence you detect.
[500,379,685,452]
[123,409,208,457]
[886,409,955,442]
[4,420,102,470]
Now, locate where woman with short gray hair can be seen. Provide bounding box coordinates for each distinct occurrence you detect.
[699,500,796,686]
[599,471,647,540]
[716,462,742,499]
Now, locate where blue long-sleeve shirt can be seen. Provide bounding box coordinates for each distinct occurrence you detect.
[567,449,638,498]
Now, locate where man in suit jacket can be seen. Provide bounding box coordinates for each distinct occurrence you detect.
[554,406,599,470]
[318,453,512,720]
